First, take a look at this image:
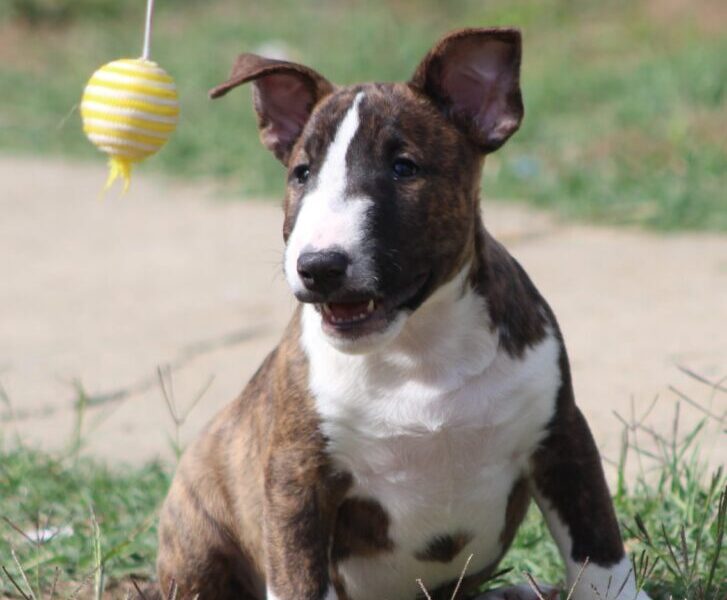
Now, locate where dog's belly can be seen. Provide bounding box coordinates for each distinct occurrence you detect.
[331,426,531,600]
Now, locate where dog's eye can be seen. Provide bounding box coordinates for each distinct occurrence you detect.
[392,157,419,179]
[292,164,311,185]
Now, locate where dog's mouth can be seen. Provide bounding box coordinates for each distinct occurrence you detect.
[314,273,430,338]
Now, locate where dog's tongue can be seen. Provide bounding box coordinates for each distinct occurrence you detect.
[327,301,371,320]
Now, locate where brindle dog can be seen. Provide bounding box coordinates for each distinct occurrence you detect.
[156,28,650,600]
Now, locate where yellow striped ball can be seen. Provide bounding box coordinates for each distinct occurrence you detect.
[80,58,179,190]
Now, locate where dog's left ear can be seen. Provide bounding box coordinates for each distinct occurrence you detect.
[410,28,524,153]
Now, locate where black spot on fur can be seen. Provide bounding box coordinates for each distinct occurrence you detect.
[415,530,473,563]
[331,497,395,561]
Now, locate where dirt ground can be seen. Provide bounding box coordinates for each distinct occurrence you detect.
[1,156,724,481]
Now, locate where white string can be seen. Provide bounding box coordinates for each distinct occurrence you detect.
[142,0,155,60]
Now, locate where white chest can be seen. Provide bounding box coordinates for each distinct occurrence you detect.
[300,287,561,600]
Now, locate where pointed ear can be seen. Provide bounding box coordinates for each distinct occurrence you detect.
[210,54,334,164]
[409,28,524,153]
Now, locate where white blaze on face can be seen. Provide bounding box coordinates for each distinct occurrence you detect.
[284,92,373,294]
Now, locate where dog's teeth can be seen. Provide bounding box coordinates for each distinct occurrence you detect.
[325,304,375,325]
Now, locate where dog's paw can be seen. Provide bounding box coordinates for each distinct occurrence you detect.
[474,583,559,600]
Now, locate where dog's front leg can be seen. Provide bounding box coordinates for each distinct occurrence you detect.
[531,401,650,600]
[263,446,338,600]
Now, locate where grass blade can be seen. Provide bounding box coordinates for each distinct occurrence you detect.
[1,565,32,600]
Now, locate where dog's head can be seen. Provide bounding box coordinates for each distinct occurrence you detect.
[211,28,523,353]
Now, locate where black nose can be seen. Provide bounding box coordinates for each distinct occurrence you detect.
[297,250,349,294]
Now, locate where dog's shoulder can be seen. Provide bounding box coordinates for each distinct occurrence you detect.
[186,308,321,473]
[473,226,557,358]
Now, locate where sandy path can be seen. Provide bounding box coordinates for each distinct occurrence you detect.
[1,156,724,479]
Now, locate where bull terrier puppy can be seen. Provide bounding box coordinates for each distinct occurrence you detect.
[157,28,650,600]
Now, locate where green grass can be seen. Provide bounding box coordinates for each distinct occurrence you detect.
[0,0,725,230]
[1,379,725,599]
[0,446,169,598]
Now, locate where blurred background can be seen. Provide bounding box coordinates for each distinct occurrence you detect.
[0,2,725,597]
[1,0,725,228]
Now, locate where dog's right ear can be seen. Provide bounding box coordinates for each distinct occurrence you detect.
[210,54,334,165]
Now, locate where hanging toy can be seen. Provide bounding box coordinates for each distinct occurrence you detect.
[80,0,179,193]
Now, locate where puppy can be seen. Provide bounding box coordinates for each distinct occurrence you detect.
[157,28,650,600]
